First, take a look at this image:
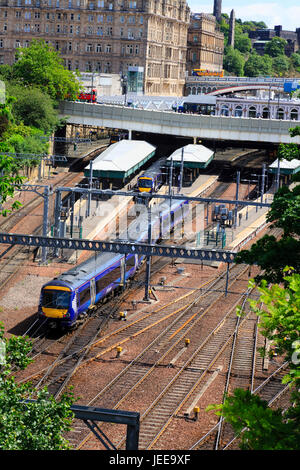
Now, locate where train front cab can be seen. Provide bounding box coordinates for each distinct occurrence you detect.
[137,176,154,193]
[39,285,76,328]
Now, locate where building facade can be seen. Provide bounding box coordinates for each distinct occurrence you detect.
[0,0,190,96]
[186,12,224,75]
[249,25,300,57]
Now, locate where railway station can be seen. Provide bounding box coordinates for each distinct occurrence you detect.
[0,92,297,452]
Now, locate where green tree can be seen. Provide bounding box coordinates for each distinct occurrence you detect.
[0,155,24,216]
[12,40,80,103]
[0,322,75,450]
[272,54,290,76]
[8,85,58,134]
[244,53,273,77]
[234,34,252,54]
[265,37,287,57]
[291,52,300,72]
[223,47,245,76]
[207,271,300,450]
[208,388,300,450]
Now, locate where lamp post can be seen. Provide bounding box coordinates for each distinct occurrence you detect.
[121,74,128,106]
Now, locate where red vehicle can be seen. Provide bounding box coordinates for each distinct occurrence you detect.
[77,89,97,103]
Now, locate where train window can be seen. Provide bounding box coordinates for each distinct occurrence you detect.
[42,289,70,309]
[79,286,91,306]
[126,255,135,269]
[96,265,121,293]
[139,178,152,188]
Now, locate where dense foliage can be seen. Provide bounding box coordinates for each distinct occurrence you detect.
[220,15,300,77]
[207,271,300,450]
[0,323,75,450]
[0,40,81,216]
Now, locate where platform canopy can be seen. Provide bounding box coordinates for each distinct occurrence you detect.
[167,144,214,169]
[269,158,300,175]
[84,140,156,179]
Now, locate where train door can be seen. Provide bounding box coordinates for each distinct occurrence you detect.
[90,278,96,306]
[120,257,126,286]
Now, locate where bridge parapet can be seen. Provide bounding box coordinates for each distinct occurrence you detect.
[59,101,300,145]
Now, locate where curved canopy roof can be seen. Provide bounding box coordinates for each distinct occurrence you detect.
[84,139,156,178]
[167,144,214,168]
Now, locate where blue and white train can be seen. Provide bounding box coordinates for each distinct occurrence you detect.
[39,198,188,328]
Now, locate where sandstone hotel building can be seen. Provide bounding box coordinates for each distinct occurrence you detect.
[0,0,192,95]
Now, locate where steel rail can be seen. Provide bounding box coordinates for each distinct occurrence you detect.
[74,264,250,449]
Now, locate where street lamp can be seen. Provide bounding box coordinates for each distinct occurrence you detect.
[121,74,128,106]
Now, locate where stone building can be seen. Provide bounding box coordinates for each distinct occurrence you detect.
[0,0,190,96]
[249,25,300,57]
[186,12,224,75]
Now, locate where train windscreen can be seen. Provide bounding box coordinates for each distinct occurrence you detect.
[138,178,153,188]
[42,289,71,309]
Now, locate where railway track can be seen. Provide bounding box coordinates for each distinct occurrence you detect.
[63,262,253,449]
[0,171,84,291]
[189,303,290,451]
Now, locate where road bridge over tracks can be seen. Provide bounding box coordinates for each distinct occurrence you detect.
[59,101,300,145]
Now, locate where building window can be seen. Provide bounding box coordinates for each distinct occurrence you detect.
[97,15,103,22]
[126,44,133,54]
[104,62,111,72]
[129,1,136,8]
[97,0,104,7]
[120,16,125,23]
[106,44,112,53]
[86,43,93,52]
[25,12,31,19]
[96,43,102,52]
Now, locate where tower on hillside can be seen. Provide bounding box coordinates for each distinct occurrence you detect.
[213,0,222,22]
[228,9,235,47]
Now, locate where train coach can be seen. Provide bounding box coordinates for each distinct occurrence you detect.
[39,198,188,329]
[137,157,166,193]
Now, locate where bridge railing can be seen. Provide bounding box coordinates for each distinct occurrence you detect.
[186,76,295,84]
[59,101,300,144]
